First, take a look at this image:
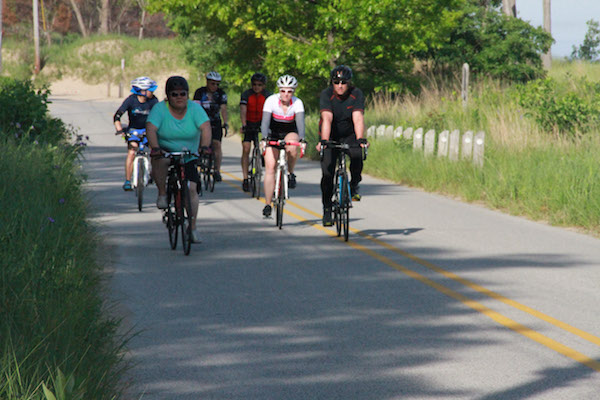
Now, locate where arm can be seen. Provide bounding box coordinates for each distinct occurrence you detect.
[260,111,271,139]
[320,110,333,141]
[240,104,248,127]
[352,110,365,140]
[220,104,228,126]
[200,121,212,148]
[146,121,160,149]
[295,111,306,140]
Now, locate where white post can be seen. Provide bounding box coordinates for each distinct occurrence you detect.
[412,128,423,151]
[461,131,474,160]
[462,63,469,109]
[393,126,403,139]
[437,130,449,157]
[403,127,413,140]
[376,124,386,138]
[424,130,435,156]
[119,58,125,97]
[33,0,41,74]
[366,126,376,139]
[449,130,460,161]
[473,131,485,167]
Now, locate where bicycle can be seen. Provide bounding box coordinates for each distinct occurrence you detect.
[265,139,305,229]
[116,127,151,211]
[321,141,368,241]
[162,150,198,255]
[198,148,215,193]
[248,129,263,199]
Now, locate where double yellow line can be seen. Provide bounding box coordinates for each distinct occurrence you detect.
[222,171,600,372]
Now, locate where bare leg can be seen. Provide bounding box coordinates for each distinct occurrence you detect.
[151,158,170,196]
[212,139,222,173]
[241,141,251,179]
[284,132,299,173]
[125,143,138,180]
[263,147,277,205]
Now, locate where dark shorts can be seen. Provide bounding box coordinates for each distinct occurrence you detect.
[172,160,200,184]
[242,122,261,142]
[211,121,223,142]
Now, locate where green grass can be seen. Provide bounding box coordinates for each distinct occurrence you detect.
[0,138,126,399]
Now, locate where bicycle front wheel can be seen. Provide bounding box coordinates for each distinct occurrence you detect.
[276,171,284,229]
[136,158,145,212]
[181,181,192,255]
[251,149,262,199]
[204,154,215,192]
[341,174,350,241]
[167,184,178,249]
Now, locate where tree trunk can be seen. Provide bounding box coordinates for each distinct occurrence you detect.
[138,9,145,39]
[68,0,88,37]
[542,0,551,68]
[502,0,516,17]
[99,0,109,34]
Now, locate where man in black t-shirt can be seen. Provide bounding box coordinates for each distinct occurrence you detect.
[318,65,368,226]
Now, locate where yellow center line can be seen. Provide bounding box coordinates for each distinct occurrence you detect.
[221,171,600,369]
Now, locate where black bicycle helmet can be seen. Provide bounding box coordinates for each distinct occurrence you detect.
[330,65,353,82]
[165,76,189,94]
[251,72,267,84]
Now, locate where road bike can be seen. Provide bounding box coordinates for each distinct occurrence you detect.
[322,141,368,241]
[266,139,305,229]
[162,150,197,255]
[248,131,263,199]
[128,129,151,212]
[198,148,215,193]
[116,127,151,211]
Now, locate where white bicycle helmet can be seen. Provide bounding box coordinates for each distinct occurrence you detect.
[130,76,157,94]
[276,74,298,89]
[206,71,222,82]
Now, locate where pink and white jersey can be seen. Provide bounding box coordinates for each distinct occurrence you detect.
[262,93,305,123]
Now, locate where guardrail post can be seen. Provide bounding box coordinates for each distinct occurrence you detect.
[413,128,423,151]
[449,129,460,161]
[461,131,473,160]
[367,126,376,138]
[437,130,449,157]
[424,129,435,156]
[376,125,385,138]
[473,131,485,167]
[393,126,403,139]
[403,127,413,140]
[385,125,394,138]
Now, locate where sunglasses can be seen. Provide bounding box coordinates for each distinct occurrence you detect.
[333,80,348,85]
[208,81,220,85]
[169,91,188,98]
[252,82,265,86]
[280,89,294,94]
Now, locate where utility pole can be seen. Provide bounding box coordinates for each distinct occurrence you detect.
[33,0,41,74]
[502,0,517,17]
[542,0,552,68]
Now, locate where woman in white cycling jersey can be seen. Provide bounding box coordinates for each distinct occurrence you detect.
[260,74,305,218]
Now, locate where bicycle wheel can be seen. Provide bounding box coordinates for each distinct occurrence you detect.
[341,173,350,241]
[276,170,284,229]
[196,164,203,197]
[136,158,144,212]
[181,181,192,255]
[204,153,215,192]
[251,147,262,199]
[334,173,343,236]
[167,181,178,249]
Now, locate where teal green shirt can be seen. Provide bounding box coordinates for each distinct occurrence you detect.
[147,100,209,160]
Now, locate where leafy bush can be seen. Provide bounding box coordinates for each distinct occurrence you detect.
[515,77,600,137]
[0,77,72,145]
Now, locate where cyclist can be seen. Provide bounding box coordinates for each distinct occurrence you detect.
[260,74,305,218]
[193,71,228,182]
[239,72,272,192]
[113,76,158,191]
[317,65,368,227]
[146,76,212,243]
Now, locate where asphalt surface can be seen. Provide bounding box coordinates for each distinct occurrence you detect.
[49,96,600,399]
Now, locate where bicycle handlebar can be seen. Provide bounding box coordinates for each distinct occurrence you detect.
[265,140,306,158]
[319,140,368,161]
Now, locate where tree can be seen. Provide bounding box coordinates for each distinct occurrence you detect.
[571,19,600,61]
[68,0,88,36]
[0,0,3,73]
[149,0,466,99]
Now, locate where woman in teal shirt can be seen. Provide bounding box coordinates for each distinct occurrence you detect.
[146,76,212,243]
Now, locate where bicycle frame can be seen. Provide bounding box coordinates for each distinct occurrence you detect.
[129,129,151,189]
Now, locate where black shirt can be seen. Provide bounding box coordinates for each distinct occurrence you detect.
[193,87,227,124]
[114,95,158,129]
[319,86,365,139]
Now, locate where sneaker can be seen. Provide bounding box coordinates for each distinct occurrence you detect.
[242,179,250,192]
[156,195,168,209]
[215,171,222,182]
[122,180,132,191]
[351,184,361,201]
[191,229,202,243]
[262,204,272,218]
[322,208,333,227]
[288,173,297,189]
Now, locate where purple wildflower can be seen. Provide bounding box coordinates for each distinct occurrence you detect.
[48,217,55,223]
[59,198,65,204]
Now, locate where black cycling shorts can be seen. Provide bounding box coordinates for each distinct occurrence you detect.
[211,121,223,142]
[243,122,261,142]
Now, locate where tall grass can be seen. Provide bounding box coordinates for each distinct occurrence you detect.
[0,137,127,399]
[360,61,600,234]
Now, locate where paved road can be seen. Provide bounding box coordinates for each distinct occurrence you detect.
[49,96,600,399]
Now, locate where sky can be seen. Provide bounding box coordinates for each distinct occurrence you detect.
[516,0,600,58]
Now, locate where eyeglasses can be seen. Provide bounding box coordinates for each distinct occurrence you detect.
[280,89,294,94]
[169,91,188,98]
[333,80,348,85]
